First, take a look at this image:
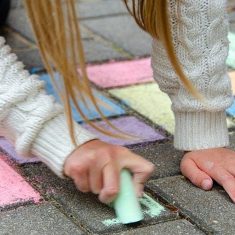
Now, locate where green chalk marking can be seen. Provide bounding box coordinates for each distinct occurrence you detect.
[140,193,165,218]
[227,32,235,69]
[102,193,165,226]
[102,218,120,227]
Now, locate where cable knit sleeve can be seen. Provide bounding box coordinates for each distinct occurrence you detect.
[151,0,233,151]
[0,36,97,177]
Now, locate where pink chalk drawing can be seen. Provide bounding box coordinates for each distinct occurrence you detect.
[0,155,41,207]
[87,58,154,88]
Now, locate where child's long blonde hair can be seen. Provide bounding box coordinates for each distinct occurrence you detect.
[23,0,199,147]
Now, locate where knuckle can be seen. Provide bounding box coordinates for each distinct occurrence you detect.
[145,163,155,174]
[70,163,86,175]
[99,151,112,164]
[87,153,97,164]
[105,187,119,197]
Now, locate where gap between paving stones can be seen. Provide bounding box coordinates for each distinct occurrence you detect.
[81,21,136,58]
[0,159,92,234]
[146,176,235,234]
[81,23,133,59]
[18,163,179,234]
[143,185,207,235]
[48,198,92,234]
[79,12,129,21]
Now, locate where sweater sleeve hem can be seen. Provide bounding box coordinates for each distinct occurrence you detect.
[31,114,98,178]
[174,110,229,151]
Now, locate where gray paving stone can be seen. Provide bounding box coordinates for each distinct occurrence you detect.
[3,26,124,70]
[7,8,96,42]
[76,0,128,19]
[115,220,205,235]
[229,131,235,148]
[130,142,183,179]
[2,28,43,70]
[0,204,85,235]
[20,163,178,234]
[16,49,44,70]
[147,175,235,234]
[83,39,127,63]
[83,15,152,57]
[10,0,23,9]
[7,8,33,41]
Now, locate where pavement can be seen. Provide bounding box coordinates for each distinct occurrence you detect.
[0,0,235,234]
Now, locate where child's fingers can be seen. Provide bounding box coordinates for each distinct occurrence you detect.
[88,157,108,195]
[74,170,90,193]
[119,151,155,196]
[132,169,152,197]
[204,167,235,203]
[180,157,213,190]
[98,162,120,204]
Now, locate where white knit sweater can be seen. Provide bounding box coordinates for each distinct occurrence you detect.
[0,0,233,178]
[0,36,97,178]
[151,0,233,150]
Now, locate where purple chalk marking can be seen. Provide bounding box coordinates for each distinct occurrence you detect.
[0,155,41,207]
[87,58,154,88]
[82,116,165,146]
[0,137,39,164]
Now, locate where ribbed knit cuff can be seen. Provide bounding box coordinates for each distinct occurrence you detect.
[31,114,97,178]
[174,111,229,151]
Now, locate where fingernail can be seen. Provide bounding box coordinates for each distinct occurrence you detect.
[201,179,212,190]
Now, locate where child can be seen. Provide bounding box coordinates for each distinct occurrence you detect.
[1,0,235,205]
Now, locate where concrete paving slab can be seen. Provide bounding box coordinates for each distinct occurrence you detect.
[20,164,178,234]
[147,175,235,234]
[110,83,174,133]
[0,204,85,235]
[0,155,40,209]
[228,131,235,150]
[83,15,152,57]
[0,137,39,164]
[83,39,127,63]
[10,0,23,9]
[15,49,44,70]
[115,220,205,235]
[76,0,128,19]
[82,116,165,146]
[39,73,126,122]
[2,27,43,70]
[87,58,153,88]
[7,8,33,41]
[7,7,97,42]
[130,142,182,179]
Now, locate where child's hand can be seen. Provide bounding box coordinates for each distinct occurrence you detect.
[64,139,155,204]
[181,148,235,202]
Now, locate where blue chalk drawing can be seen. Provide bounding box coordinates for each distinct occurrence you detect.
[39,73,126,122]
[226,97,235,117]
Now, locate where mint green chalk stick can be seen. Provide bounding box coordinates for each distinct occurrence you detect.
[113,169,144,224]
